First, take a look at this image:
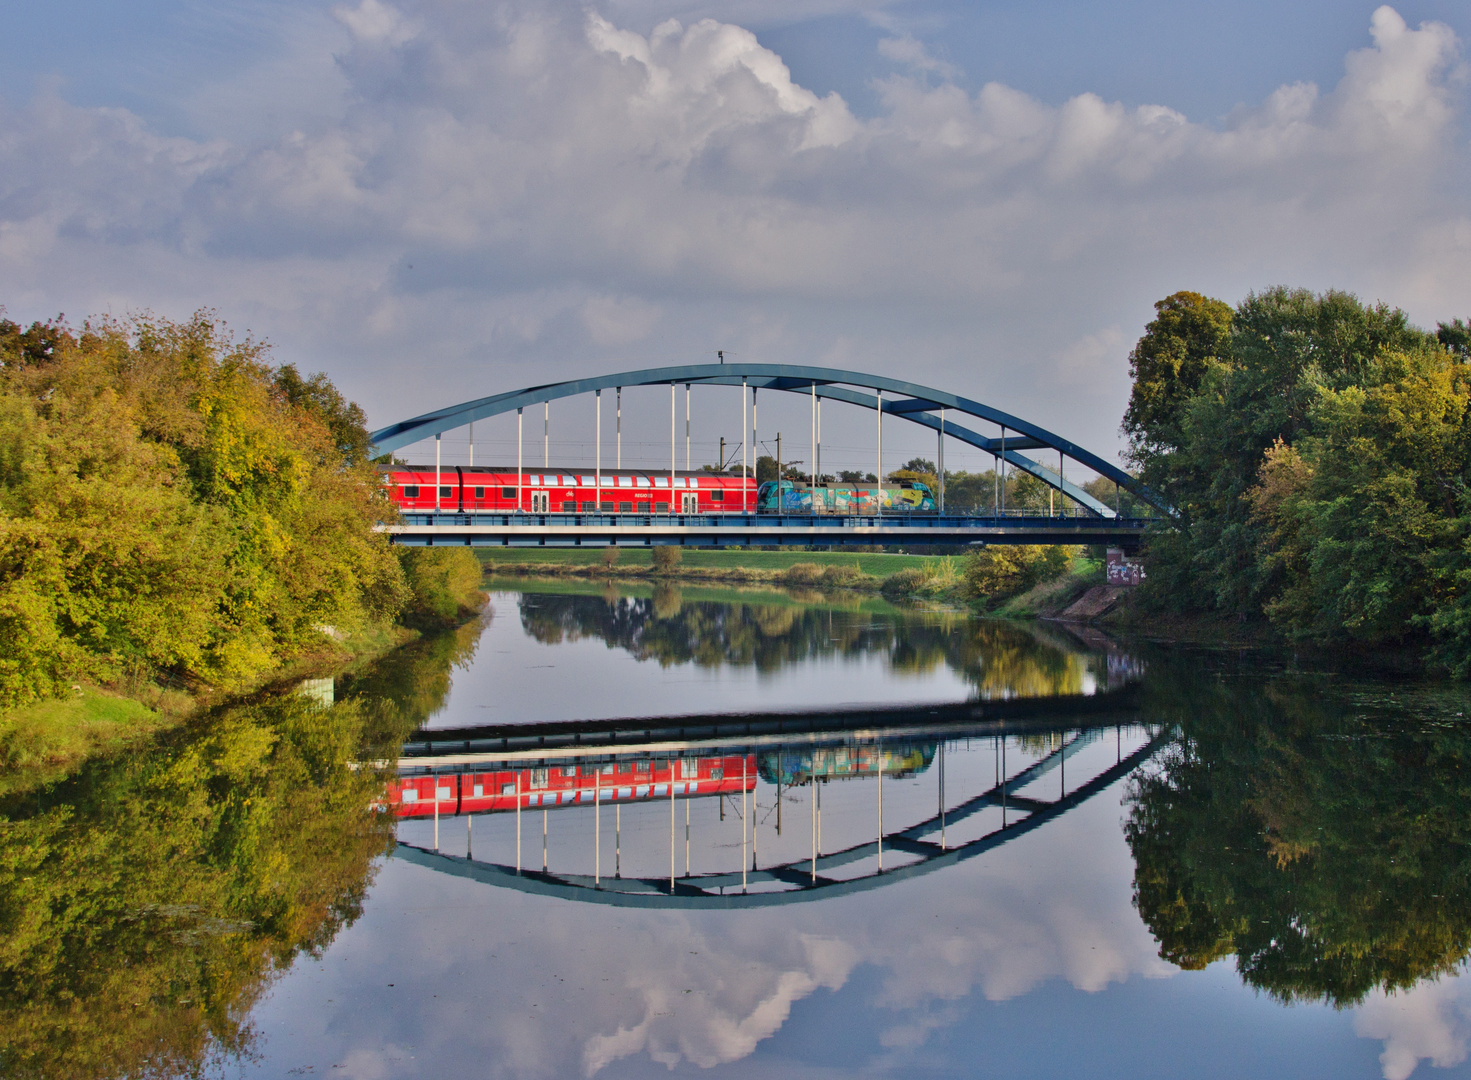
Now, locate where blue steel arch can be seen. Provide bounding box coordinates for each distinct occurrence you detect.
[368,363,1167,517]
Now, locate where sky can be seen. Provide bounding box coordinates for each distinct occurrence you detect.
[2,0,1469,470]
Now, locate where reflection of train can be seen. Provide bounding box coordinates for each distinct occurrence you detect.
[756,480,936,513]
[382,466,756,514]
[392,754,756,818]
[758,744,935,786]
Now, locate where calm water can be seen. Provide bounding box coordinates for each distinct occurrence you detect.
[5,582,1471,1080]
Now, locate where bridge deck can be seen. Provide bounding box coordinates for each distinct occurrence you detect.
[382,511,1152,549]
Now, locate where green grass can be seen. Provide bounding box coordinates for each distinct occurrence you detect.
[482,574,912,614]
[476,547,950,577]
[0,690,167,796]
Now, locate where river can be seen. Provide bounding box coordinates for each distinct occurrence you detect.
[3,580,1469,1080]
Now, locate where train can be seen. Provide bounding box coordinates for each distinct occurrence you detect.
[756,479,937,513]
[391,753,757,818]
[383,466,756,513]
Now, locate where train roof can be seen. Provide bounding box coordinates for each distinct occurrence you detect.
[380,464,750,479]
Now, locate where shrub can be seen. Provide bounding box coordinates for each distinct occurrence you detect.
[963,546,1075,599]
[881,567,928,599]
[397,548,485,626]
[601,547,619,568]
[651,546,682,572]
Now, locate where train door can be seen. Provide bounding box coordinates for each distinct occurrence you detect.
[530,490,550,512]
[681,491,699,514]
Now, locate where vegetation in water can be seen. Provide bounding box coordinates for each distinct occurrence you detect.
[1123,287,1471,672]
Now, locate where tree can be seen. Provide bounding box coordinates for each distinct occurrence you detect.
[1122,291,1234,460]
[1438,318,1471,360]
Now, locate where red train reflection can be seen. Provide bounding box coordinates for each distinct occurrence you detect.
[391,754,756,818]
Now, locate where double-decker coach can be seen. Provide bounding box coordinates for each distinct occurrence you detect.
[392,754,757,818]
[384,466,756,513]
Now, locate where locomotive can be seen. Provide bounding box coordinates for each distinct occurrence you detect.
[756,479,937,513]
[383,466,757,513]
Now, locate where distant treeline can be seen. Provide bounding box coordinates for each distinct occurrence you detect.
[0,309,481,708]
[1126,287,1471,671]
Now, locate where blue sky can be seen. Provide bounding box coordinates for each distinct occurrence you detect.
[1,1,1468,465]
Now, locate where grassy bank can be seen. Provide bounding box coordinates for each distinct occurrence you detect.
[477,547,953,577]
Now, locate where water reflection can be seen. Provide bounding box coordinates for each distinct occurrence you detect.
[515,585,1141,700]
[0,692,402,1080]
[1126,665,1471,1009]
[6,590,1471,1080]
[390,716,1159,907]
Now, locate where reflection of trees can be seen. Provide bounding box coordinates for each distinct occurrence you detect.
[0,693,397,1079]
[516,593,1118,697]
[338,613,487,742]
[1126,665,1471,1006]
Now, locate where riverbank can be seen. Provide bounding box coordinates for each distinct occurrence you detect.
[0,549,490,795]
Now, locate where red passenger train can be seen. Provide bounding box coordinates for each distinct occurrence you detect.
[391,754,757,818]
[383,466,756,514]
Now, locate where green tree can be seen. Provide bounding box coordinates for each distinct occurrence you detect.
[1122,291,1234,459]
[0,308,409,705]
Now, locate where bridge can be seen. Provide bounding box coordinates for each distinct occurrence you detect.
[390,694,1162,908]
[369,362,1168,548]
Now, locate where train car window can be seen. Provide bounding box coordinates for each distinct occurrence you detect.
[636,476,651,487]
[402,485,420,498]
[474,486,485,499]
[561,766,577,777]
[581,476,594,486]
[636,761,650,772]
[637,501,651,512]
[618,475,632,488]
[500,783,515,795]
[618,501,633,513]
[601,501,615,512]
[502,487,515,498]
[580,501,595,512]
[654,476,669,488]
[439,486,452,498]
[561,500,576,511]
[655,502,669,513]
[672,477,685,488]
[710,490,725,501]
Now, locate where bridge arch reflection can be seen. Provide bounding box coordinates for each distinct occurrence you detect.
[392,706,1164,908]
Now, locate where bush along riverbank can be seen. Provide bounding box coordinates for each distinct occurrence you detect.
[0,310,486,776]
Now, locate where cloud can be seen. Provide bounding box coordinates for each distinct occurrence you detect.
[877,35,960,80]
[1354,974,1471,1080]
[0,2,1466,460]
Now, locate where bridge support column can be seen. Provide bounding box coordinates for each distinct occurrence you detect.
[435,433,441,515]
[517,409,523,514]
[938,409,945,514]
[543,401,549,468]
[741,379,748,509]
[876,391,882,518]
[595,391,601,503]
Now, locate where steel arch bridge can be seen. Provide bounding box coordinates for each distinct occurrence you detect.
[369,363,1168,548]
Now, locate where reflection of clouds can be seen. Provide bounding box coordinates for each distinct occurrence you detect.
[253,779,1177,1077]
[581,934,856,1075]
[858,799,1173,1020]
[1354,972,1471,1080]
